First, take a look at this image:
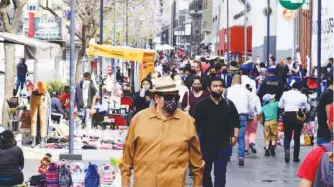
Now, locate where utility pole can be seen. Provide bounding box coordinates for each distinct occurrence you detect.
[266,0,270,68]
[226,0,230,64]
[99,0,103,104]
[244,0,247,62]
[126,0,129,46]
[317,0,321,99]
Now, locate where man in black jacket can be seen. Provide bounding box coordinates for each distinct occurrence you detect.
[185,60,211,91]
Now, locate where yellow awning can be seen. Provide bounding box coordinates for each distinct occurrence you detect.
[87,39,155,63]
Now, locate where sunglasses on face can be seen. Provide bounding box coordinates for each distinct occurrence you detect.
[161,94,180,101]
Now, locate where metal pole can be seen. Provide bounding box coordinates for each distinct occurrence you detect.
[266,0,270,68]
[317,0,321,99]
[226,0,230,64]
[68,0,75,155]
[244,0,247,62]
[99,0,103,104]
[125,0,129,46]
[113,0,116,96]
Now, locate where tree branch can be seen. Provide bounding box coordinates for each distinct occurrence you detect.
[0,8,11,32]
[39,0,60,17]
[66,24,83,40]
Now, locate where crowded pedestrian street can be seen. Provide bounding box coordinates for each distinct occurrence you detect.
[0,0,333,187]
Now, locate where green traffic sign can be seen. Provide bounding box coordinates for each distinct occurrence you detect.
[279,0,305,10]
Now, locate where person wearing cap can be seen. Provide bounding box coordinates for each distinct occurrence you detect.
[260,94,279,157]
[257,67,285,104]
[240,62,257,95]
[120,76,204,187]
[279,81,310,163]
[0,130,24,186]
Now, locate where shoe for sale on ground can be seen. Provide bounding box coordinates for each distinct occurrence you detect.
[265,149,270,157]
[293,158,300,163]
[285,149,290,163]
[239,158,244,166]
[270,145,276,156]
[249,143,257,154]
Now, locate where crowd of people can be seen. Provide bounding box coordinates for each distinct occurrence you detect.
[0,54,332,186]
[120,55,333,187]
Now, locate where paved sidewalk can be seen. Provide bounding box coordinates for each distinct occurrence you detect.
[22,126,313,187]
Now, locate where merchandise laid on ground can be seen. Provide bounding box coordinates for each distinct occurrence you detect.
[27,153,122,187]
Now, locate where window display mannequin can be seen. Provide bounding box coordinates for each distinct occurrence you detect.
[30,82,50,148]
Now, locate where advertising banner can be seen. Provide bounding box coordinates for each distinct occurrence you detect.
[34,17,62,40]
[312,0,334,67]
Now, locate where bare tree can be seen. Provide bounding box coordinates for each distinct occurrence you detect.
[39,0,111,83]
[0,0,28,126]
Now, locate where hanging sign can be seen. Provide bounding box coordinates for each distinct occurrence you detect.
[282,9,295,20]
[279,0,305,10]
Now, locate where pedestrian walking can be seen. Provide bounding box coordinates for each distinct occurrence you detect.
[257,68,285,104]
[240,63,257,95]
[194,76,240,187]
[279,81,310,163]
[226,75,254,166]
[185,60,210,91]
[276,58,289,85]
[245,85,261,154]
[316,76,333,145]
[181,76,209,117]
[260,94,279,157]
[75,72,98,136]
[15,58,28,94]
[120,76,204,187]
[218,64,233,89]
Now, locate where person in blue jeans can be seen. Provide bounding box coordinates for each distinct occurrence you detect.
[226,75,254,166]
[15,58,28,92]
[194,77,240,187]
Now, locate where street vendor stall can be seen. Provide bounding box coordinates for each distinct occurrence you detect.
[87,39,155,90]
[87,39,156,128]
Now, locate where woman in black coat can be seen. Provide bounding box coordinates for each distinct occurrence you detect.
[0,130,24,186]
[132,78,153,114]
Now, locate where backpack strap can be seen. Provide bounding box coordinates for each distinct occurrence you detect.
[320,143,333,152]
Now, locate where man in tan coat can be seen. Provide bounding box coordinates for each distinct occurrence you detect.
[120,76,204,187]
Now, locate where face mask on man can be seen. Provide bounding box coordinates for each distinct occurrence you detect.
[83,80,90,87]
[211,91,222,99]
[162,98,178,115]
[192,86,201,92]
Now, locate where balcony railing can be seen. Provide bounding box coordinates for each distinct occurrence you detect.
[189,0,203,12]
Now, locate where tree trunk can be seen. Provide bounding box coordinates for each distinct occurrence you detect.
[1,44,16,126]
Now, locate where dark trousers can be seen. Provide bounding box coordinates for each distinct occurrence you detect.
[203,146,232,187]
[15,75,25,91]
[283,112,303,159]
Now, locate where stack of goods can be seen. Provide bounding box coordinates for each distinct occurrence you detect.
[300,123,315,146]
[29,160,119,187]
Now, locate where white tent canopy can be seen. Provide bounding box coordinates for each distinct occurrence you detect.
[155,44,175,51]
[0,32,63,83]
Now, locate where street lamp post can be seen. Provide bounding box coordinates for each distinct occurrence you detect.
[244,0,247,62]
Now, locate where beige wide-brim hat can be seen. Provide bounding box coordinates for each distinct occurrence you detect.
[149,76,179,93]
